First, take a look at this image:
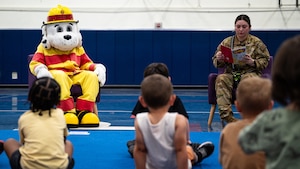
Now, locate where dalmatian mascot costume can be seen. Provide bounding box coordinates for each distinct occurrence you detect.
[29,5,106,128]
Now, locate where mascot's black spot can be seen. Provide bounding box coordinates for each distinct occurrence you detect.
[42,40,47,44]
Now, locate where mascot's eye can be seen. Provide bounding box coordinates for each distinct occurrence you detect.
[66,26,73,32]
[56,26,63,33]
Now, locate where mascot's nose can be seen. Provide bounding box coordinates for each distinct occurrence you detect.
[64,35,72,40]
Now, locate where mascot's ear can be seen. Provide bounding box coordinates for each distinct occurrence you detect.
[76,24,82,47]
[77,32,82,47]
[41,25,51,49]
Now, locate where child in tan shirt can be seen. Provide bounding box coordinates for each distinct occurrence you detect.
[219,77,273,169]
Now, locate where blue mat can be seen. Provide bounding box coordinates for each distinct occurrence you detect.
[0,130,221,169]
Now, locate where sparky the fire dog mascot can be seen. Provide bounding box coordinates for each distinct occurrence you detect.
[29,5,106,128]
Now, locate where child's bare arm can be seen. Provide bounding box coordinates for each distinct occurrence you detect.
[19,130,25,144]
[185,118,191,144]
[134,119,147,169]
[174,114,189,169]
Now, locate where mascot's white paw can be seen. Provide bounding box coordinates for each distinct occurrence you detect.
[34,64,53,79]
[94,64,106,86]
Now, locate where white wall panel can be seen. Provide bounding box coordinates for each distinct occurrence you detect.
[0,0,299,30]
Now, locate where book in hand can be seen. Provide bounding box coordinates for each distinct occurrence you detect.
[221,45,246,64]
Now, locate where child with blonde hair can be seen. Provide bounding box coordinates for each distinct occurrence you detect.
[220,77,273,169]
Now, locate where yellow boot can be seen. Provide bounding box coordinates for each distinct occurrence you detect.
[64,112,79,128]
[77,111,100,127]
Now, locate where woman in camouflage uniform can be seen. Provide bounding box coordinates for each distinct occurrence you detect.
[212,14,270,123]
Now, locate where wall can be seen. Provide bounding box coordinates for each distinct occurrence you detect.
[0,0,300,30]
[0,30,299,86]
[0,0,299,86]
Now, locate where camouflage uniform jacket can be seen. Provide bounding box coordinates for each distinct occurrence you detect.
[212,34,270,75]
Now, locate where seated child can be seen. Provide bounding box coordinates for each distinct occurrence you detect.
[0,140,3,155]
[220,77,273,169]
[130,62,188,119]
[134,74,214,168]
[3,77,74,169]
[239,35,300,169]
[127,63,214,165]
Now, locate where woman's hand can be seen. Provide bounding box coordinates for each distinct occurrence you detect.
[216,51,225,61]
[243,54,255,66]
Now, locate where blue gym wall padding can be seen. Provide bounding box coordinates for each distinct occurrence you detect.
[0,30,299,85]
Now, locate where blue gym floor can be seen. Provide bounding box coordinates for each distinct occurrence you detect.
[0,88,236,131]
[0,87,240,169]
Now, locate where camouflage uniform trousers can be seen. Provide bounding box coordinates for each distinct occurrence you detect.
[215,72,258,123]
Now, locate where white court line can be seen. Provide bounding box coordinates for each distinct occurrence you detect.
[70,122,135,131]
[13,122,135,131]
[69,131,90,135]
[14,126,135,131]
[71,126,135,131]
